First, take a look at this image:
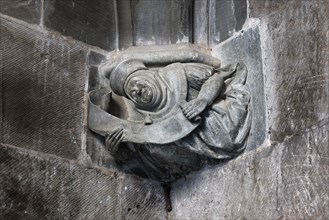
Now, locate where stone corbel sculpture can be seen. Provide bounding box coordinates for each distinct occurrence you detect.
[88,45,251,186]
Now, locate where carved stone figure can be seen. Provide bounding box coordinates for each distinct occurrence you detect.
[88,49,251,184]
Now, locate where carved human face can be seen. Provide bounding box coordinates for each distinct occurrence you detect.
[124,71,162,110]
[126,76,153,104]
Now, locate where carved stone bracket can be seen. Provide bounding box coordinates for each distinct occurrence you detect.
[88,44,252,184]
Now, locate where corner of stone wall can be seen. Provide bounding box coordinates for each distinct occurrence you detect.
[1,1,328,219]
[170,0,329,219]
[0,7,167,220]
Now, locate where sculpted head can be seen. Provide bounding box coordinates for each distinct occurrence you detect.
[109,60,163,110]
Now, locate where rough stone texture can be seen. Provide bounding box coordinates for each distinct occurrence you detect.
[170,0,329,219]
[1,0,329,219]
[0,16,167,218]
[193,0,248,47]
[0,36,3,144]
[249,0,293,18]
[88,51,106,67]
[131,0,192,46]
[86,129,120,172]
[209,0,247,46]
[0,0,249,51]
[0,144,120,219]
[88,51,106,91]
[121,177,167,220]
[0,17,87,160]
[0,0,41,24]
[212,25,266,150]
[117,0,134,50]
[0,144,167,220]
[257,0,329,142]
[87,50,107,99]
[209,0,236,45]
[44,0,117,51]
[170,123,329,219]
[233,0,247,31]
[193,0,209,48]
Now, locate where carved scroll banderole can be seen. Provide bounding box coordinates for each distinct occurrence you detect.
[88,89,201,144]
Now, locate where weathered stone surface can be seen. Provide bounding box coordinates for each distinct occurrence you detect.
[213,25,266,150]
[0,144,120,220]
[88,51,106,67]
[88,51,106,91]
[0,40,3,144]
[249,0,294,18]
[121,177,167,220]
[256,0,329,142]
[0,18,87,160]
[44,0,117,51]
[131,0,192,46]
[0,144,167,220]
[193,0,209,48]
[1,1,328,219]
[88,66,102,92]
[209,0,236,45]
[117,0,134,50]
[233,0,247,31]
[170,123,329,219]
[0,0,41,24]
[209,0,247,46]
[86,130,119,172]
[170,1,329,219]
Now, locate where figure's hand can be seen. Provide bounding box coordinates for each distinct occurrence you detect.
[182,98,208,120]
[105,128,124,154]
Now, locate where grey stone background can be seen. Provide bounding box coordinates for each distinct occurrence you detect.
[0,0,328,219]
[171,0,329,219]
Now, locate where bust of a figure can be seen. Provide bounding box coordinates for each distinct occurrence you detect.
[88,48,251,184]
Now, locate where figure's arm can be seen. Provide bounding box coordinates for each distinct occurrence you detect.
[182,73,224,120]
[182,64,237,120]
[197,63,238,102]
[198,73,224,104]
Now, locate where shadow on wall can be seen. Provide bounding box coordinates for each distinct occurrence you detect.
[42,0,247,50]
[0,19,87,160]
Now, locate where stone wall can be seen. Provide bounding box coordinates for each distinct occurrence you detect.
[0,1,167,219]
[1,0,328,219]
[1,0,248,50]
[0,144,166,219]
[170,0,329,219]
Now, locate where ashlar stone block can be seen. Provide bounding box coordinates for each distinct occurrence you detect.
[1,18,88,160]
